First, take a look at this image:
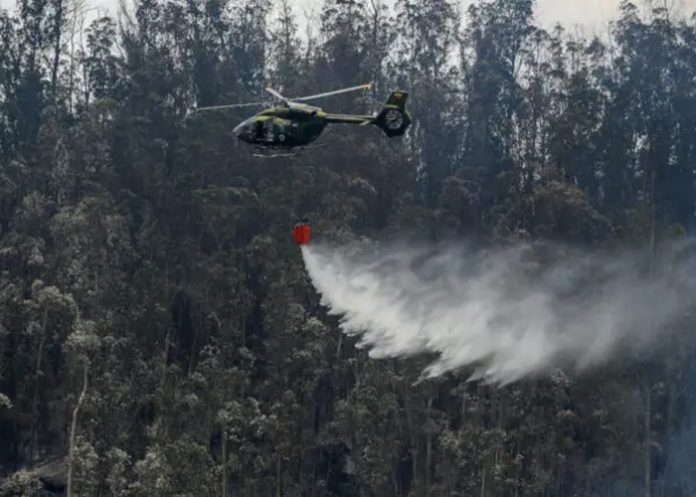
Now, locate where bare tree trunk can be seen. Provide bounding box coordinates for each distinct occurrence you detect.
[276,455,282,497]
[299,446,305,496]
[336,333,343,360]
[557,461,564,497]
[159,328,172,438]
[161,328,171,385]
[67,0,81,113]
[650,164,657,264]
[425,397,433,494]
[67,363,89,497]
[425,434,432,494]
[368,0,382,91]
[30,311,47,465]
[403,390,419,494]
[51,0,65,96]
[222,422,229,497]
[643,155,657,497]
[188,325,199,376]
[645,384,652,497]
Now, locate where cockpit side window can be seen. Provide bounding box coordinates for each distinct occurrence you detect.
[256,119,273,142]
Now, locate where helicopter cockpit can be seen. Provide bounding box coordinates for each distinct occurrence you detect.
[232,118,253,141]
[233,117,259,142]
[233,117,277,144]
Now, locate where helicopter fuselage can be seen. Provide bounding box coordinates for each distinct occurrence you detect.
[234,105,325,148]
[233,102,376,149]
[225,90,411,152]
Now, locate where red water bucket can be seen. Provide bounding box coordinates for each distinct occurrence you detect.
[292,223,311,245]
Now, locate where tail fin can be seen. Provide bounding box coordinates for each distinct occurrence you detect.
[374,90,412,137]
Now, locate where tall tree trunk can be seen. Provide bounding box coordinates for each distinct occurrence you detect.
[222,422,228,497]
[644,382,652,497]
[336,333,343,360]
[188,324,199,376]
[67,0,79,113]
[67,363,89,497]
[276,454,282,497]
[403,390,419,494]
[650,163,657,264]
[30,311,47,465]
[51,0,65,96]
[425,397,433,494]
[643,156,657,497]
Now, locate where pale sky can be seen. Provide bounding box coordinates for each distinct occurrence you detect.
[1,0,696,36]
[285,0,696,37]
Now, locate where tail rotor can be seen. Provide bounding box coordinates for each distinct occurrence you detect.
[374,90,412,137]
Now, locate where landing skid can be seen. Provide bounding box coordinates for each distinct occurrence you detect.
[251,144,327,159]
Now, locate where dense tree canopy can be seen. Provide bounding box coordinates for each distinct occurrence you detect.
[2,0,696,496]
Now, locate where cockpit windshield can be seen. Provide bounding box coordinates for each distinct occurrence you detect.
[233,117,256,138]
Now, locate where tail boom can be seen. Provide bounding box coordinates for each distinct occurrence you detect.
[324,113,374,125]
[323,90,411,137]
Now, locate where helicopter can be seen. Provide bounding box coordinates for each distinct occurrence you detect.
[195,83,411,157]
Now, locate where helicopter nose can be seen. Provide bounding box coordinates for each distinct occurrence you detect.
[233,123,245,137]
[233,122,254,143]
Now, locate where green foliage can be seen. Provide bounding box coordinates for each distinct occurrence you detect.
[0,471,42,497]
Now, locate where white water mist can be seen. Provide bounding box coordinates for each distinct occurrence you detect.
[302,239,696,384]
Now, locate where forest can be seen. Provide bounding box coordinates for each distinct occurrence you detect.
[2,0,696,495]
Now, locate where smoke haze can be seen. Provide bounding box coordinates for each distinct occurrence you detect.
[302,239,696,385]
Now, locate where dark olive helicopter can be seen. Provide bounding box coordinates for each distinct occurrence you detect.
[195,83,411,157]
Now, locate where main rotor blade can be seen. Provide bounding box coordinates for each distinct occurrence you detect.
[265,87,287,101]
[195,101,269,112]
[291,83,372,102]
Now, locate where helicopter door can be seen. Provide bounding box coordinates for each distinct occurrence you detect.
[257,119,274,143]
[275,119,291,144]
